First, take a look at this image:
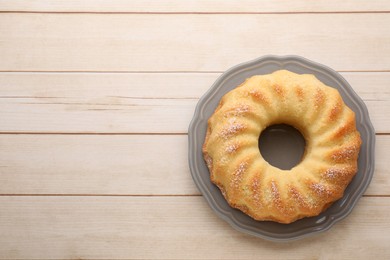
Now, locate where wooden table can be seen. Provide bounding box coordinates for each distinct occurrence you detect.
[0,1,389,259]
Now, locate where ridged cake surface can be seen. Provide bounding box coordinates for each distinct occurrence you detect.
[203,70,361,224]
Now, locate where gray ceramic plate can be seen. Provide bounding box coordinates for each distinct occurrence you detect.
[188,55,375,241]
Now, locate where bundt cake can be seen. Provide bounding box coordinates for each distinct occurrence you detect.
[202,70,362,224]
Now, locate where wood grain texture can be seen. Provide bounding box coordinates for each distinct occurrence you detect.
[0,134,387,196]
[0,96,196,133]
[0,72,388,133]
[0,135,198,195]
[0,71,388,99]
[0,14,389,72]
[1,0,390,13]
[0,196,389,259]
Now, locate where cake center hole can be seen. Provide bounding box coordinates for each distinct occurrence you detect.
[258,124,306,170]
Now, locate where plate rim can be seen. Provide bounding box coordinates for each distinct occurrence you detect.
[188,55,376,241]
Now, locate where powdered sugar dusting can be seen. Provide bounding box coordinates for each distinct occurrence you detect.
[310,183,333,197]
[332,145,359,162]
[323,167,349,179]
[231,161,248,189]
[314,88,325,110]
[295,86,304,101]
[249,89,268,103]
[204,155,213,169]
[270,180,283,210]
[251,178,262,207]
[234,104,250,115]
[223,104,251,118]
[219,156,229,165]
[324,168,340,179]
[289,186,311,209]
[237,162,248,176]
[329,101,342,121]
[271,180,279,197]
[219,118,245,140]
[225,143,240,153]
[273,84,285,97]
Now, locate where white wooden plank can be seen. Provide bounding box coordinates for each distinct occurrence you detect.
[0,134,387,196]
[0,196,389,259]
[0,14,389,71]
[0,96,197,133]
[0,72,388,133]
[0,95,387,134]
[0,72,215,99]
[0,71,388,99]
[0,0,389,13]
[0,135,198,195]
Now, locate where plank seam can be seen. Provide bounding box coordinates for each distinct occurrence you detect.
[0,194,386,197]
[0,133,388,135]
[0,132,189,135]
[1,11,390,14]
[0,194,202,197]
[1,70,390,73]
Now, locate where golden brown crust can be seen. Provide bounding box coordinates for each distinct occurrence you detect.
[203,70,362,224]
